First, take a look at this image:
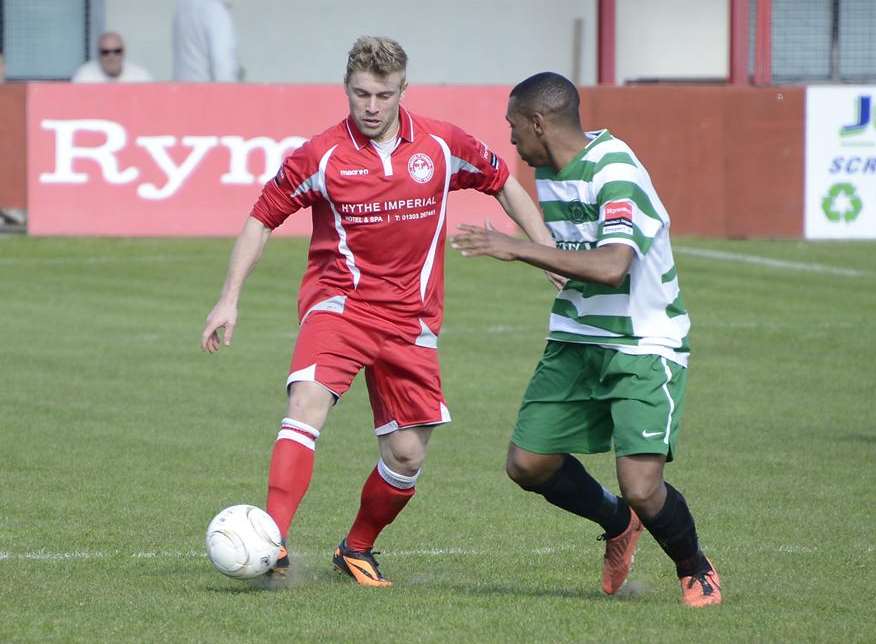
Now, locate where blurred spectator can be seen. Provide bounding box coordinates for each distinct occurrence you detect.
[0,44,22,227]
[173,0,241,81]
[0,47,24,227]
[72,32,152,83]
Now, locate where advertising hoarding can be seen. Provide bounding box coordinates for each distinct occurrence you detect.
[27,84,515,236]
[806,86,876,239]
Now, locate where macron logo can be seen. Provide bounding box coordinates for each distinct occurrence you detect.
[340,168,369,176]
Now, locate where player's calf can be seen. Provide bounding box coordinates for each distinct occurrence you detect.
[637,482,722,606]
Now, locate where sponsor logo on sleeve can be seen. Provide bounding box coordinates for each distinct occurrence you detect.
[478,140,500,170]
[602,201,634,234]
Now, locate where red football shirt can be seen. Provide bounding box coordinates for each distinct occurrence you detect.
[251,106,510,345]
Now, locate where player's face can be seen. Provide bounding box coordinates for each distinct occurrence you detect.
[506,99,548,167]
[345,70,407,142]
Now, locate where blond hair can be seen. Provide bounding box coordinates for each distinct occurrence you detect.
[344,36,408,85]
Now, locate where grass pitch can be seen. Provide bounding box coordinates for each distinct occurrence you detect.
[1,235,874,642]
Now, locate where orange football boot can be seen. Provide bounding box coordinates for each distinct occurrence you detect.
[599,509,643,594]
[332,540,392,588]
[680,558,722,607]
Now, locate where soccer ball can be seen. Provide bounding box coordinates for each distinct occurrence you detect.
[205,504,282,579]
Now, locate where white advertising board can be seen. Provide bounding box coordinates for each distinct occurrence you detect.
[806,86,876,239]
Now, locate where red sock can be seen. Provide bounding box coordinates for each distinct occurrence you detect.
[346,464,416,552]
[265,418,318,540]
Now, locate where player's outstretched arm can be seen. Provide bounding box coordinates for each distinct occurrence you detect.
[201,216,272,353]
[494,175,553,246]
[451,223,634,288]
[494,175,565,288]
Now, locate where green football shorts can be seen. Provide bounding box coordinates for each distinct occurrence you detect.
[512,341,687,461]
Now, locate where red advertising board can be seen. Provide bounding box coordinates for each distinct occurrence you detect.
[27,83,517,236]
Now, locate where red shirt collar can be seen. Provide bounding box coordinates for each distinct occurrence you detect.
[345,105,415,150]
[398,106,415,142]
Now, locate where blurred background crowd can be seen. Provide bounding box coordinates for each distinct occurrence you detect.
[1,1,874,87]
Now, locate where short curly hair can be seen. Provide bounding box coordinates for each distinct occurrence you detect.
[344,36,408,85]
[510,72,581,127]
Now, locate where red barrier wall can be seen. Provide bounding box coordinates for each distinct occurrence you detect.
[519,86,804,238]
[0,84,27,210]
[26,83,516,236]
[18,83,805,238]
[723,88,804,238]
[585,86,804,237]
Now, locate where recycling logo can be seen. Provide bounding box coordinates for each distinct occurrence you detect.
[822,183,862,222]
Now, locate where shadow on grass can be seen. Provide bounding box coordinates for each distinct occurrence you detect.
[204,578,638,601]
[409,578,649,602]
[837,433,876,444]
[204,562,344,593]
[430,582,606,601]
[203,558,652,601]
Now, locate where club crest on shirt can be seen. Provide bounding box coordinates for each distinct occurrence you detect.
[408,153,434,183]
[569,202,595,224]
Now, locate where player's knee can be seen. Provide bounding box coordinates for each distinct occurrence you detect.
[505,457,527,486]
[380,426,431,475]
[619,477,662,508]
[505,452,551,490]
[378,458,419,489]
[286,382,333,428]
[385,449,424,476]
[382,436,428,474]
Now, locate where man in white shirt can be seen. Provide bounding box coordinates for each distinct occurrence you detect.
[72,32,152,83]
[173,0,240,81]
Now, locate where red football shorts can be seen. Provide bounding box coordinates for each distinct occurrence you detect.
[287,308,450,434]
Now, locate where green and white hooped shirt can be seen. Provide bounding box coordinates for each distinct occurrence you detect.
[537,129,690,367]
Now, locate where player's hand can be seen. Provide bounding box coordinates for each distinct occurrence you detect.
[545,271,567,290]
[451,221,520,261]
[201,300,238,353]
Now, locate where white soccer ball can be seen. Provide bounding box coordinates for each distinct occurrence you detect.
[205,504,282,579]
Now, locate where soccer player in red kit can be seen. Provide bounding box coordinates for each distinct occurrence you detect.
[201,36,555,587]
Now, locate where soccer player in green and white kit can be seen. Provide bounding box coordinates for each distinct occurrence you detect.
[451,72,721,607]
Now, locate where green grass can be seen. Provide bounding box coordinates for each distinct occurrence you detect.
[1,235,874,643]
